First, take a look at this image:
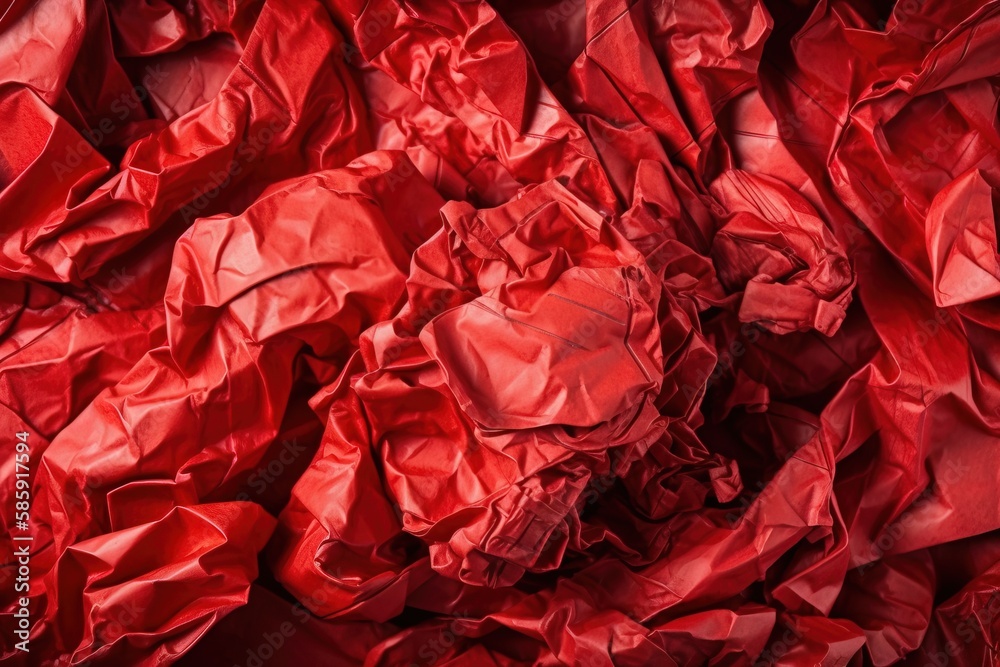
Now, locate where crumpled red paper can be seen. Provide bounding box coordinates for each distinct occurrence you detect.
[3,0,1000,664]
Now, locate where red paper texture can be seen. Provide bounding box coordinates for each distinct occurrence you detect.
[2,0,1000,664]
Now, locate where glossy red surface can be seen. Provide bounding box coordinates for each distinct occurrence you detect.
[2,0,1000,664]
